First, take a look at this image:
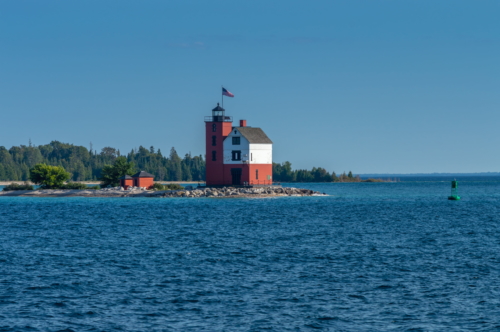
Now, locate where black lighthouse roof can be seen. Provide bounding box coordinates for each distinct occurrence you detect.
[212,103,225,112]
[206,103,232,122]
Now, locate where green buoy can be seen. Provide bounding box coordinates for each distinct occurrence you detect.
[448,180,461,200]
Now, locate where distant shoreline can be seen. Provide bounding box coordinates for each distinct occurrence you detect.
[360,173,500,177]
[2,174,500,187]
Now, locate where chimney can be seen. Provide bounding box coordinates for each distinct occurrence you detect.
[240,119,247,127]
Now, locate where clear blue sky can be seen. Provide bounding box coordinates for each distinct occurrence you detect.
[1,1,499,173]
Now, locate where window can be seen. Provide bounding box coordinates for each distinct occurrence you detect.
[256,169,259,180]
[212,135,216,146]
[231,150,241,161]
[212,124,217,132]
[212,151,216,161]
[232,137,240,145]
[234,130,237,134]
[251,153,253,161]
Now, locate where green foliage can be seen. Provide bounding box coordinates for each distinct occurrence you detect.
[273,162,360,183]
[362,178,384,183]
[99,156,135,188]
[61,182,88,190]
[165,183,184,190]
[0,141,205,182]
[29,164,71,189]
[1,141,364,184]
[151,182,165,191]
[336,172,361,182]
[86,185,101,190]
[2,182,34,191]
[151,182,185,191]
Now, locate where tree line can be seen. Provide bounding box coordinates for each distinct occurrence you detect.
[0,141,205,182]
[0,141,358,182]
[272,161,360,182]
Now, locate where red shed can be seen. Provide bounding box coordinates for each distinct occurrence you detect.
[132,171,154,189]
[119,175,134,189]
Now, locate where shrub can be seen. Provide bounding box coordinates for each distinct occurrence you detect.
[165,183,184,190]
[87,185,101,190]
[60,182,88,190]
[362,178,384,183]
[29,164,71,189]
[2,182,34,191]
[151,183,165,191]
[151,183,185,191]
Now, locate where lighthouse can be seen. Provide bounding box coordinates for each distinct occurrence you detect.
[205,103,273,186]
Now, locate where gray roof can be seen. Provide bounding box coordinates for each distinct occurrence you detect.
[236,127,273,144]
[132,171,154,178]
[119,175,133,179]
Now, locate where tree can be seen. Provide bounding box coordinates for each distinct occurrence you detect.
[331,172,338,182]
[29,164,71,189]
[312,167,331,182]
[100,147,118,159]
[168,147,182,180]
[281,161,294,182]
[99,156,135,188]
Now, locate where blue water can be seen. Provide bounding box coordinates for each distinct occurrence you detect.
[1,182,500,331]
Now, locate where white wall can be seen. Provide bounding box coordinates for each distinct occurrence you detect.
[248,144,272,164]
[223,128,272,165]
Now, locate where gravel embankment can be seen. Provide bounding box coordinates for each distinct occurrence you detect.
[0,186,326,198]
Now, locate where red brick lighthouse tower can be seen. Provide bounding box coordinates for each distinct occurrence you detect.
[205,103,273,186]
[205,103,233,185]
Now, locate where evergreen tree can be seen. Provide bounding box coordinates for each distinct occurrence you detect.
[168,147,182,180]
[0,141,360,183]
[99,157,135,188]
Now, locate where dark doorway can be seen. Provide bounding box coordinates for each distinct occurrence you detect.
[231,168,242,185]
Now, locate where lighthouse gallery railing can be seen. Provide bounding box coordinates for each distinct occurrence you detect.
[204,116,233,122]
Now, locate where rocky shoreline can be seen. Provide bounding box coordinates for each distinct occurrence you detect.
[0,186,326,198]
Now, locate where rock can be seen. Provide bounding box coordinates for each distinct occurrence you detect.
[153,185,316,198]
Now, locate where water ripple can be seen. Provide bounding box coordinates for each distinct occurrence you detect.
[1,182,500,330]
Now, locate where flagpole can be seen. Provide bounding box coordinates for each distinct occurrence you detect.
[221,86,224,108]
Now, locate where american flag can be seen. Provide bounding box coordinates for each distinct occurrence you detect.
[222,87,234,97]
